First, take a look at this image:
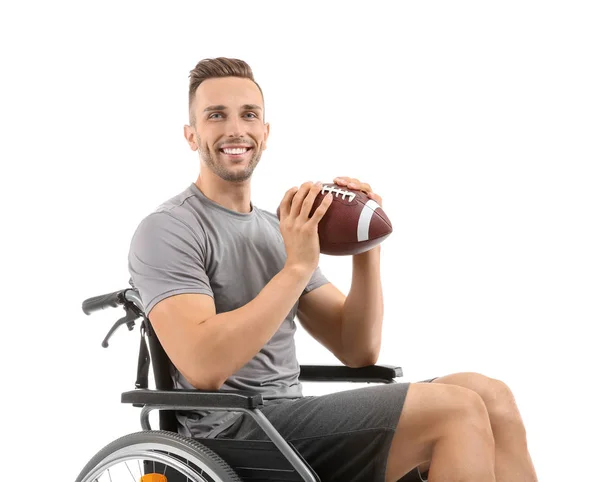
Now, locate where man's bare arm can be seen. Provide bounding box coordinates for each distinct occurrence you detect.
[304,176,385,366]
[297,246,383,368]
[149,265,312,390]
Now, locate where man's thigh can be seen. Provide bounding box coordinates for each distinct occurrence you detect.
[214,383,412,482]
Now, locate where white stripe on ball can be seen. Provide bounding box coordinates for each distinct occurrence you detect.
[357,199,381,242]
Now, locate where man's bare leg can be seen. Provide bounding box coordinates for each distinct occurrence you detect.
[415,373,537,482]
[384,383,496,482]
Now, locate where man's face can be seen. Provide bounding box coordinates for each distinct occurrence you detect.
[185,77,270,183]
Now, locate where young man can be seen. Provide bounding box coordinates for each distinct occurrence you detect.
[127,57,537,482]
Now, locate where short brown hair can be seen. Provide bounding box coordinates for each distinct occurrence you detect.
[188,57,264,125]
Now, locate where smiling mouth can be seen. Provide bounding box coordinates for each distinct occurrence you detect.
[219,146,253,156]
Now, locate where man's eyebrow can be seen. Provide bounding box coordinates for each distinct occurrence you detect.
[203,105,227,112]
[203,104,262,112]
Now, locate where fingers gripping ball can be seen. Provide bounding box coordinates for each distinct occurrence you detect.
[278,183,392,255]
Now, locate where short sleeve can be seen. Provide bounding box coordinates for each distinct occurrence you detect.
[303,265,329,295]
[128,212,213,314]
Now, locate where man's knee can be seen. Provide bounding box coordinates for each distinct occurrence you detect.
[481,377,525,430]
[432,384,493,437]
[433,371,523,428]
[398,383,494,445]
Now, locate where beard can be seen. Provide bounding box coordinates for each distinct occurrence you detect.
[197,136,263,183]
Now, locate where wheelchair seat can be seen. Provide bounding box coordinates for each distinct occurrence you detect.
[75,287,424,482]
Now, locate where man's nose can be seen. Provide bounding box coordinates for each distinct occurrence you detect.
[226,116,243,137]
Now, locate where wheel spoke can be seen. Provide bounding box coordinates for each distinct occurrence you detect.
[126,461,136,480]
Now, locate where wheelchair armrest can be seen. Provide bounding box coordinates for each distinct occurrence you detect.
[121,388,264,409]
[299,364,403,383]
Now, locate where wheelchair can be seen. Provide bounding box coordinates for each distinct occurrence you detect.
[75,287,425,482]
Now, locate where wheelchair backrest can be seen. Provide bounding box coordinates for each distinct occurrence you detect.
[144,320,180,432]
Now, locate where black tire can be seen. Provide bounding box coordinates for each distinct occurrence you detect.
[75,430,242,482]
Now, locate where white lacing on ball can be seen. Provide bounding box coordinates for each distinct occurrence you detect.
[321,185,356,202]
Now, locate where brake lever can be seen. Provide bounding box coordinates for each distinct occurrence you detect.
[101,305,139,348]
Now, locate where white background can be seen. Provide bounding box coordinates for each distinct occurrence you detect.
[1,1,598,480]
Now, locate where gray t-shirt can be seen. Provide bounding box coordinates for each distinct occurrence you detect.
[127,182,329,438]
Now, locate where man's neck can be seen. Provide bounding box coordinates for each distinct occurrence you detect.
[195,173,252,214]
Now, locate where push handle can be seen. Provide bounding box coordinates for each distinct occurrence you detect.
[81,289,125,315]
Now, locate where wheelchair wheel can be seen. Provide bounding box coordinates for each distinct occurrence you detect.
[75,430,242,482]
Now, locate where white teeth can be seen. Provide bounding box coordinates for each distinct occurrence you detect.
[222,147,249,155]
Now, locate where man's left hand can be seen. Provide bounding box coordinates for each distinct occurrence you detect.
[333,177,383,206]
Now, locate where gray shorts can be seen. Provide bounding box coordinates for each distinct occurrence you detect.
[214,381,432,482]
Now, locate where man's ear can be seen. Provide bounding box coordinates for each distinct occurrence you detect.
[262,122,271,150]
[183,124,198,151]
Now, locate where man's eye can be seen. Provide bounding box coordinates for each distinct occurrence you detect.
[244,112,258,119]
[208,113,223,119]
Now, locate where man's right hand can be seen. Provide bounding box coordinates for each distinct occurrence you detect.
[278,182,333,276]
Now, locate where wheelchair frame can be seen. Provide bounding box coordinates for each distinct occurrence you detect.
[80,287,422,482]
